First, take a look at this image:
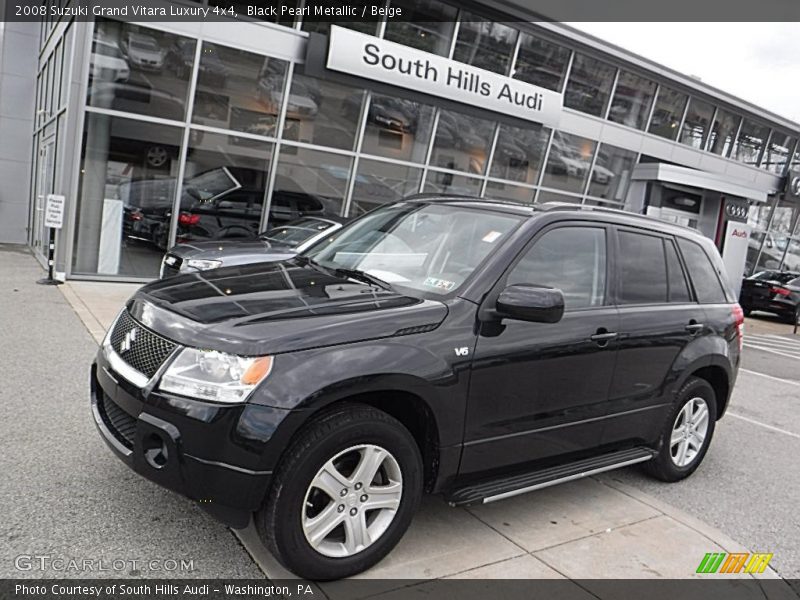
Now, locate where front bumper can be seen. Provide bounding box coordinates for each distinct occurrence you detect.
[90,349,290,528]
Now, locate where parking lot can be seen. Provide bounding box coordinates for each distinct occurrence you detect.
[2,245,798,587]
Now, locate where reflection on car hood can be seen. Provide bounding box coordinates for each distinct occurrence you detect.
[130,261,448,355]
[168,238,283,260]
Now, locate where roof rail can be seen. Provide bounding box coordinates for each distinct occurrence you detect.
[535,202,699,232]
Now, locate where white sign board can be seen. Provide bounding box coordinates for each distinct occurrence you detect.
[721,221,751,297]
[44,194,65,229]
[98,198,123,275]
[327,26,563,128]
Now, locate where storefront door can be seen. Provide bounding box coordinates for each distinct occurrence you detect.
[32,136,56,261]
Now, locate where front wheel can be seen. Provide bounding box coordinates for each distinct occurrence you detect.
[645,377,717,482]
[256,405,422,580]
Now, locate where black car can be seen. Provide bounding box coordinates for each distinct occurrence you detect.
[160,216,346,278]
[739,270,800,322]
[91,198,742,580]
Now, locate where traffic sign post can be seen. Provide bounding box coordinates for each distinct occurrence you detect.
[37,194,65,286]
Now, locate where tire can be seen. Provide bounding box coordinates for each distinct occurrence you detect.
[645,377,717,482]
[256,404,423,580]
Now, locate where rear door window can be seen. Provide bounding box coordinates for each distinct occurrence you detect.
[617,231,667,304]
[677,239,729,303]
[665,240,692,302]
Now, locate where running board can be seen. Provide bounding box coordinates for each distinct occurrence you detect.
[446,447,655,506]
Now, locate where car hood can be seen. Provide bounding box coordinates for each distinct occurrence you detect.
[129,261,448,355]
[168,239,287,260]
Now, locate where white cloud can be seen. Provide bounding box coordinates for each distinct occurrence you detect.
[567,22,800,125]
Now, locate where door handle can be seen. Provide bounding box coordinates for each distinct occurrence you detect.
[685,322,704,335]
[590,330,618,346]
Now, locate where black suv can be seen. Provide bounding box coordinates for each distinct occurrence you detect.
[90,197,742,580]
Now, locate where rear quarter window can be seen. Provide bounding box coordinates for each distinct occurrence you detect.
[677,238,730,304]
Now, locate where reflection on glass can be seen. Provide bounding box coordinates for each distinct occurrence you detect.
[564,53,616,117]
[754,232,789,272]
[732,119,770,166]
[361,94,435,163]
[679,98,715,149]
[423,171,482,196]
[192,42,288,137]
[88,20,194,121]
[284,75,364,151]
[430,109,495,174]
[270,147,352,227]
[489,123,549,185]
[350,159,422,217]
[647,86,687,140]
[541,132,596,194]
[484,180,535,203]
[536,190,582,204]
[385,0,456,56]
[588,144,637,202]
[707,108,740,157]
[452,15,518,75]
[747,201,773,230]
[770,196,800,235]
[513,31,571,91]
[73,113,182,277]
[608,71,656,130]
[761,131,796,175]
[176,132,273,245]
[782,238,800,273]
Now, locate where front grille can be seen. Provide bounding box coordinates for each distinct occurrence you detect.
[97,391,137,449]
[109,310,177,379]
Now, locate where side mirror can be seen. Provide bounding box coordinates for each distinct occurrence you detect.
[496,284,565,323]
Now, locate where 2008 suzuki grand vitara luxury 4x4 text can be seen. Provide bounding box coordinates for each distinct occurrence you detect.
[91,197,743,580]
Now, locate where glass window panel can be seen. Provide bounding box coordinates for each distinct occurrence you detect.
[733,119,770,166]
[73,114,182,277]
[564,53,616,117]
[618,231,668,304]
[541,132,596,194]
[770,196,800,235]
[513,31,571,92]
[361,94,435,163]
[88,20,194,122]
[647,86,687,140]
[707,108,740,157]
[782,238,800,273]
[59,25,73,108]
[283,74,364,151]
[752,232,788,272]
[177,131,273,244]
[665,240,692,303]
[507,227,607,310]
[588,144,637,202]
[191,43,288,137]
[452,15,518,75]
[678,239,729,304]
[747,200,773,230]
[430,109,495,175]
[423,170,482,196]
[536,190,582,204]
[679,98,715,149]
[384,0,457,56]
[762,131,796,175]
[270,147,352,226]
[349,159,422,217]
[484,180,535,203]
[489,123,549,185]
[608,71,656,130]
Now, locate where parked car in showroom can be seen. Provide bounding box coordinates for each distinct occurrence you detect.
[92,197,741,579]
[160,216,346,278]
[739,270,800,322]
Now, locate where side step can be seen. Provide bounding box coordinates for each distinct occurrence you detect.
[446,447,655,506]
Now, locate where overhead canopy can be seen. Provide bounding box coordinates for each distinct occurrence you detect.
[632,163,769,203]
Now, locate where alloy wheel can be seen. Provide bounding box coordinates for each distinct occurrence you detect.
[670,397,710,467]
[302,444,402,558]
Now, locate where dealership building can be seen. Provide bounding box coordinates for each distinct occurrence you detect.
[1,0,799,285]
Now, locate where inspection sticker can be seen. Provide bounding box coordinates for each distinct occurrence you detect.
[482,230,503,243]
[423,277,456,291]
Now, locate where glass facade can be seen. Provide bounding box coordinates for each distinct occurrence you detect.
[30,3,800,281]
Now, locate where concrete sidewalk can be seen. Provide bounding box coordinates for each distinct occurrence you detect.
[56,272,780,584]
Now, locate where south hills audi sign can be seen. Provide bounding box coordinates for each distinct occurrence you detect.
[326,25,563,128]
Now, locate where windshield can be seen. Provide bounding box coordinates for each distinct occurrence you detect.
[305,203,521,296]
[184,167,240,202]
[262,219,335,248]
[752,270,797,283]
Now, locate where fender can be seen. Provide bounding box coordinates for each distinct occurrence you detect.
[668,334,733,413]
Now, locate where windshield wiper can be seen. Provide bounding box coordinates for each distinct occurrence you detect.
[332,267,393,292]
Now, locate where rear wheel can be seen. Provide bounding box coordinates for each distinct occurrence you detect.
[645,377,716,482]
[256,405,422,580]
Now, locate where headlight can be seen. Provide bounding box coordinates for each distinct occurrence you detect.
[159,348,273,403]
[186,258,222,271]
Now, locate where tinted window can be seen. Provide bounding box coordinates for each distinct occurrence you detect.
[618,231,667,304]
[666,240,691,302]
[678,239,728,304]
[507,227,606,310]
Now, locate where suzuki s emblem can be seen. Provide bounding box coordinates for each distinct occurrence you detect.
[120,328,138,354]
[454,347,469,357]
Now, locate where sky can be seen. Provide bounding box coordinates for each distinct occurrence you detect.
[567,23,800,124]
